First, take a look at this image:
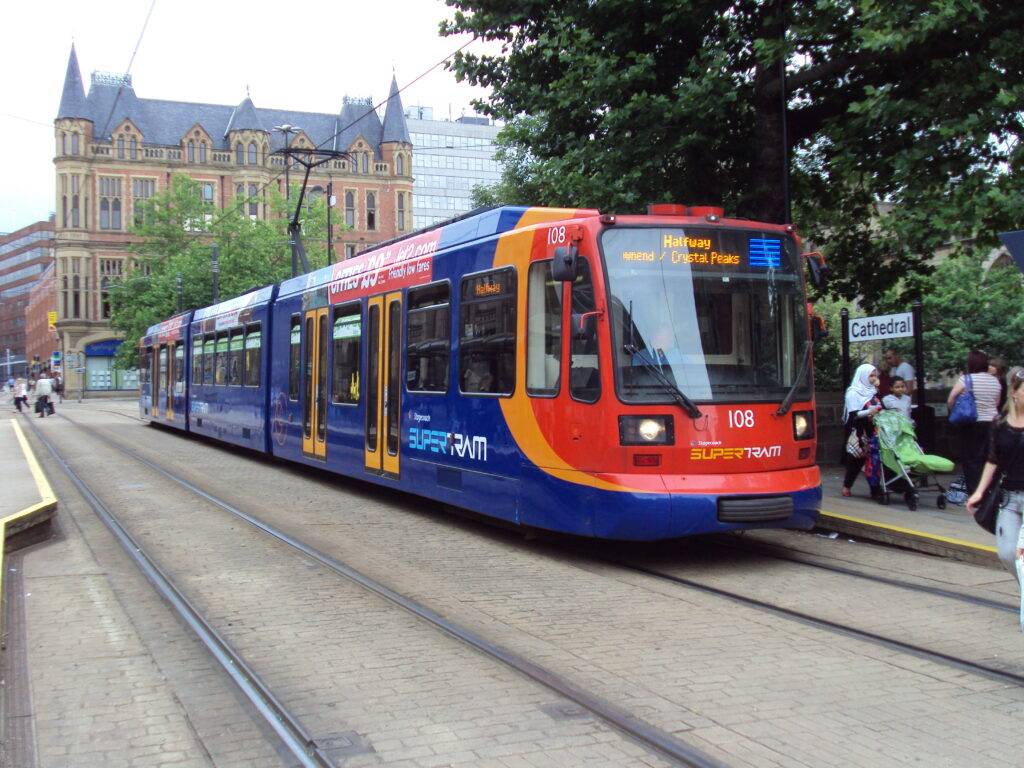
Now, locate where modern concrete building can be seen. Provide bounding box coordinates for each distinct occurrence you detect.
[405,107,501,229]
[53,44,414,393]
[0,219,55,377]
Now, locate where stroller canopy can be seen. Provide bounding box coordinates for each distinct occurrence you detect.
[874,410,954,475]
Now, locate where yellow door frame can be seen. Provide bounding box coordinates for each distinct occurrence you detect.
[302,308,329,458]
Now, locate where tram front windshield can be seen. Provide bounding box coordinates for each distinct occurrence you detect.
[602,226,809,404]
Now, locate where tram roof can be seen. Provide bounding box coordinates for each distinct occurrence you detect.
[142,310,193,345]
[277,205,594,299]
[191,285,275,323]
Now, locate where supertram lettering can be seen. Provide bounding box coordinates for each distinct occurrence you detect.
[409,428,488,462]
[690,446,782,460]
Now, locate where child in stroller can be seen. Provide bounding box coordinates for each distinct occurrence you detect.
[873,408,954,509]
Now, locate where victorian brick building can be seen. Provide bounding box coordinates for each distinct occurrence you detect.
[54,45,413,392]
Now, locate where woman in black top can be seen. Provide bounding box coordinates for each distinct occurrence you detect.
[968,367,1024,596]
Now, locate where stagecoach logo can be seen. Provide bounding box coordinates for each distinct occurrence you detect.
[690,445,782,460]
[409,426,488,462]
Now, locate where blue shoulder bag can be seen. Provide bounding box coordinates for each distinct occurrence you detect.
[948,374,978,426]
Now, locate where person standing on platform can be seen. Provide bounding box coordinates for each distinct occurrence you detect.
[884,348,916,397]
[968,367,1024,606]
[948,349,1001,493]
[883,376,913,418]
[990,356,1008,412]
[841,363,883,497]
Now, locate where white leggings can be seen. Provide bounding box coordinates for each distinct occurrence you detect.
[995,491,1024,582]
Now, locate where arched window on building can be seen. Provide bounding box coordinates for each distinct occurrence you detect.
[61,275,69,318]
[248,142,258,165]
[100,199,110,230]
[366,192,376,230]
[345,191,355,228]
[101,277,111,319]
[112,199,122,230]
[236,143,244,165]
[397,192,406,231]
[62,196,67,228]
[72,274,81,318]
[361,152,369,175]
[199,141,207,163]
[188,140,195,163]
[130,137,137,160]
[61,133,67,155]
[71,133,79,155]
[117,136,125,159]
[248,184,258,217]
[396,154,404,176]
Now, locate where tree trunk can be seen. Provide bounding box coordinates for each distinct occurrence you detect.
[749,61,788,224]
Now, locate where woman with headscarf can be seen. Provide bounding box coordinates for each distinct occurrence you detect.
[841,363,883,497]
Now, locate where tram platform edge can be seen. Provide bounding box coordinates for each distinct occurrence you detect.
[816,465,999,569]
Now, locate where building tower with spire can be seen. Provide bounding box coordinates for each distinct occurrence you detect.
[50,44,414,394]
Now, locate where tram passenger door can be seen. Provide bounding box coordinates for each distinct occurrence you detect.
[151,346,161,417]
[364,292,402,476]
[302,308,329,459]
[165,342,175,420]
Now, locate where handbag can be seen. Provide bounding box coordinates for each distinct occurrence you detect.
[974,429,1024,534]
[949,374,978,426]
[845,429,865,459]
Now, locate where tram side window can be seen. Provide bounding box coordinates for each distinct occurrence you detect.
[175,344,185,393]
[288,316,301,400]
[202,334,215,385]
[215,332,229,385]
[227,329,243,385]
[526,261,562,396]
[243,324,261,387]
[459,268,516,395]
[406,282,450,392]
[192,337,202,384]
[140,347,151,387]
[331,306,361,404]
[570,260,601,403]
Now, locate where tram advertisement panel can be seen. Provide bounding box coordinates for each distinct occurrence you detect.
[327,229,442,304]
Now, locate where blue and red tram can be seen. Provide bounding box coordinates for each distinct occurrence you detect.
[140,204,822,540]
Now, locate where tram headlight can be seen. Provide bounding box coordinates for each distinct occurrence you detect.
[792,410,815,440]
[619,415,674,446]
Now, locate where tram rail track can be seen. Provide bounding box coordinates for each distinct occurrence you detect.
[604,559,1024,688]
[22,415,336,768]
[37,409,726,768]
[707,537,1016,614]
[61,407,1024,693]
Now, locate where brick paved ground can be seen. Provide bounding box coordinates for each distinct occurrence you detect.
[21,400,1024,767]
[8,416,287,767]
[27,409,678,768]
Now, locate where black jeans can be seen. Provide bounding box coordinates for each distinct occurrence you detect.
[962,421,995,494]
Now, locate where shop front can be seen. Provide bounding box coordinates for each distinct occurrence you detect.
[84,339,138,391]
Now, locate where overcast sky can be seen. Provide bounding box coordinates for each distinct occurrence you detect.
[0,0,494,233]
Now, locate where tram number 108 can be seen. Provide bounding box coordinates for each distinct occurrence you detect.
[727,409,756,429]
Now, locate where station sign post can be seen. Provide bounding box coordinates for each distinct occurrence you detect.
[841,301,929,446]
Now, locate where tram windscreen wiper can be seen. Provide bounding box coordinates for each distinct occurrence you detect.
[775,341,812,417]
[623,344,703,419]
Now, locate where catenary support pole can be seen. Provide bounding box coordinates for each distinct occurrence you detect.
[840,308,850,392]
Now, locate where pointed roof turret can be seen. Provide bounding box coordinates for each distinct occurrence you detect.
[381,75,410,144]
[224,96,265,136]
[57,44,89,120]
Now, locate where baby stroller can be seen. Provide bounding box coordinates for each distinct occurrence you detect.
[873,410,954,510]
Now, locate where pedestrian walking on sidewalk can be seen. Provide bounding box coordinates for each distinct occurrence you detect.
[34,369,54,417]
[12,377,27,412]
[968,367,1024,619]
[841,363,883,497]
[948,350,1001,494]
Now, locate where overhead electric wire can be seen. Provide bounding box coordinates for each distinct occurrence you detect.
[98,0,158,140]
[199,34,481,237]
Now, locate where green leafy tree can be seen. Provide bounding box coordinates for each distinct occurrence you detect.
[443,0,1024,299]
[110,174,334,368]
[875,254,1024,376]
